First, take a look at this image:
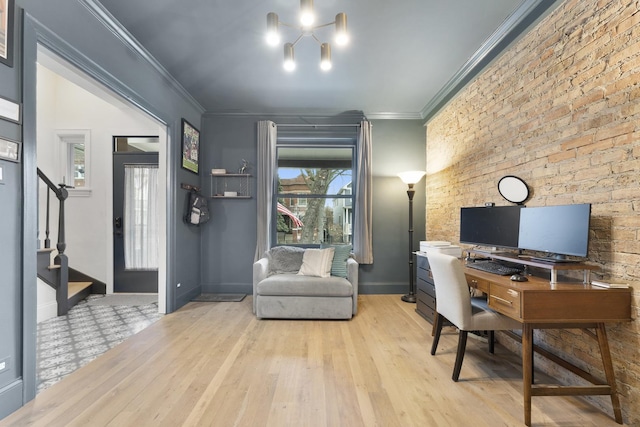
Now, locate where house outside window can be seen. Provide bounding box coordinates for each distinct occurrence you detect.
[275,144,355,246]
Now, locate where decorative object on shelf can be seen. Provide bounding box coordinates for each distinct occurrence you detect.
[238,159,250,174]
[498,175,529,204]
[211,168,226,175]
[0,137,19,162]
[181,119,200,175]
[398,170,426,303]
[266,0,348,71]
[0,0,14,68]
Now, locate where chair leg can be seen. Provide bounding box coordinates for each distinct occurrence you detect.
[488,330,495,354]
[452,330,468,382]
[430,313,444,355]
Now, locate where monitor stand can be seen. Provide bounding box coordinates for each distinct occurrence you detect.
[529,254,578,263]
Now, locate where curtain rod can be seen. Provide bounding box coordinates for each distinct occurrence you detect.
[277,123,361,128]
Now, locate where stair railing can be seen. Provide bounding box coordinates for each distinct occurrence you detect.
[37,168,70,254]
[37,168,72,315]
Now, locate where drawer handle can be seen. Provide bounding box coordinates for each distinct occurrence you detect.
[491,295,513,305]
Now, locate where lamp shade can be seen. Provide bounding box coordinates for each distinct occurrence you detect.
[320,43,332,70]
[398,171,426,185]
[335,13,348,46]
[283,43,296,71]
[266,12,280,46]
[300,0,315,27]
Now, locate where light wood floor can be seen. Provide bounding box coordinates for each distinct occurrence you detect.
[1,295,624,426]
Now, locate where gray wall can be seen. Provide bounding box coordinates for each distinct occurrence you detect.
[0,4,25,418]
[200,115,426,294]
[1,0,205,417]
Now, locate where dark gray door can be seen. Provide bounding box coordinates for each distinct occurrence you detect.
[113,152,159,293]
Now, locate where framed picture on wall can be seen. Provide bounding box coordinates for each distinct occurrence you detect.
[181,119,200,174]
[0,0,14,67]
[0,137,20,162]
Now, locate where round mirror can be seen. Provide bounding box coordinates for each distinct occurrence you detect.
[498,175,529,204]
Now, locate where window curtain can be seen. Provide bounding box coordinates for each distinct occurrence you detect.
[354,120,373,264]
[124,165,159,270]
[254,120,277,261]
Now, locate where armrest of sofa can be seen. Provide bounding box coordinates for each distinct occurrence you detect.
[347,257,359,315]
[253,257,269,314]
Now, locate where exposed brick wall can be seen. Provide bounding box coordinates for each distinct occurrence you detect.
[426,0,640,423]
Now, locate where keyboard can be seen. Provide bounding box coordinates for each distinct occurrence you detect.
[466,260,522,276]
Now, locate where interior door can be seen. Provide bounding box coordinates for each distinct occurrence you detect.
[113,152,159,293]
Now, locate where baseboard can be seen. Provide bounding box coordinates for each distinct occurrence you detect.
[0,379,24,420]
[200,283,252,295]
[199,282,406,295]
[358,283,406,294]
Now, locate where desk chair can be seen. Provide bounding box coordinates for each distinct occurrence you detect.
[427,252,522,381]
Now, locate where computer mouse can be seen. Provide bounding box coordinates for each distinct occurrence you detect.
[510,274,528,282]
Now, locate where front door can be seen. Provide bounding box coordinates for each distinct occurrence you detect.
[113,152,159,293]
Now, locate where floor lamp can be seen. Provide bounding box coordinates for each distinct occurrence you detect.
[398,171,426,303]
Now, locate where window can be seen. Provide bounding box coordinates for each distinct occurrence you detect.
[56,130,91,196]
[275,145,354,245]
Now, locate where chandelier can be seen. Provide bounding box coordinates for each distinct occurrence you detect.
[266,0,348,72]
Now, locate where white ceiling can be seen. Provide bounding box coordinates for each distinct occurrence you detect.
[94,0,560,119]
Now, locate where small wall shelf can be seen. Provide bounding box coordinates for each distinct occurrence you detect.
[210,173,252,198]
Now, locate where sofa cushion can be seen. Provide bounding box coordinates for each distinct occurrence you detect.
[257,274,353,297]
[266,246,305,275]
[320,244,352,278]
[298,247,335,278]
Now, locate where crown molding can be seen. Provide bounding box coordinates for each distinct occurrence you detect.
[365,112,423,120]
[421,0,563,123]
[203,109,422,121]
[81,0,205,114]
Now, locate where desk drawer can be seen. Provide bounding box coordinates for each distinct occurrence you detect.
[417,277,435,297]
[417,255,430,270]
[416,297,435,323]
[489,285,521,319]
[417,267,434,284]
[466,275,490,294]
[417,288,436,310]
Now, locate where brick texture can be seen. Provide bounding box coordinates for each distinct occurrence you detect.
[426,0,640,423]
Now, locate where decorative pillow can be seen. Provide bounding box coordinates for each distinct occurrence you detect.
[267,246,305,275]
[297,247,335,278]
[320,244,352,278]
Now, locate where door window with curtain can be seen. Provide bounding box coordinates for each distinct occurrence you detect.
[124,164,159,270]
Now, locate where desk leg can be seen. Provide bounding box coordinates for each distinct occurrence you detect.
[522,324,533,426]
[596,323,623,424]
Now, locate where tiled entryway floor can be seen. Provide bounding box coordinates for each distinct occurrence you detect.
[36,295,162,393]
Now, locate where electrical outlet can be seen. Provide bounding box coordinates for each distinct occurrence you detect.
[0,357,9,373]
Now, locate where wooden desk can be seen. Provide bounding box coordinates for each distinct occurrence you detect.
[464,266,632,426]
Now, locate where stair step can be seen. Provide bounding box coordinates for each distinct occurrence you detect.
[69,281,92,299]
[37,248,56,253]
[48,264,61,270]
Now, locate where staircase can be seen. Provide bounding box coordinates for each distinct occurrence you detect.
[37,168,105,316]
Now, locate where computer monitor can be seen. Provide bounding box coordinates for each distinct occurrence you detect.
[459,206,523,250]
[517,203,591,261]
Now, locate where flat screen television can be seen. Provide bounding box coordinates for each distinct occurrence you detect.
[459,206,523,250]
[518,203,591,261]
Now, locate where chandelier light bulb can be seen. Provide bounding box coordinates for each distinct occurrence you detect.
[300,0,315,27]
[334,13,349,46]
[266,12,280,46]
[283,43,296,71]
[320,43,332,71]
